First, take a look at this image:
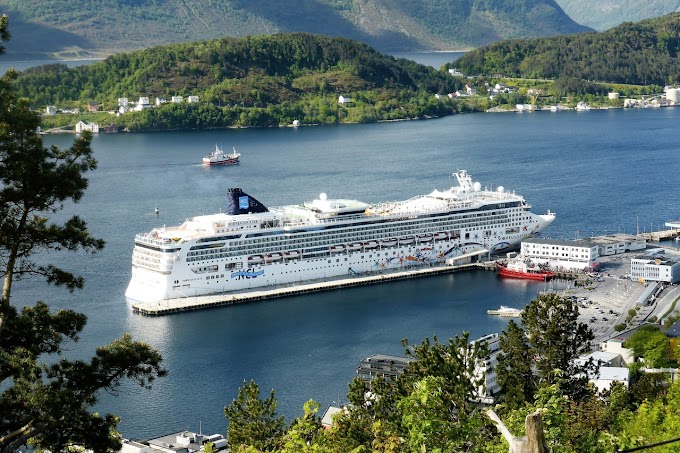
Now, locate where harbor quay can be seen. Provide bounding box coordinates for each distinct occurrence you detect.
[131,261,483,316]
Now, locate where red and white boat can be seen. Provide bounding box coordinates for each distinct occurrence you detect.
[496,259,555,281]
[203,145,241,165]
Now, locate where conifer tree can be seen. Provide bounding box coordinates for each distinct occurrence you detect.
[0,18,166,452]
[224,380,285,452]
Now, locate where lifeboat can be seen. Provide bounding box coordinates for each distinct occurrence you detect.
[330,245,346,253]
[434,232,448,241]
[347,242,363,251]
[284,250,301,259]
[380,238,397,247]
[266,252,283,262]
[248,255,264,264]
[364,240,379,249]
[417,233,433,242]
[399,236,415,245]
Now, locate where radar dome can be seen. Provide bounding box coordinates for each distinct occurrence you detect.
[473,182,482,191]
[497,186,505,193]
[319,193,328,201]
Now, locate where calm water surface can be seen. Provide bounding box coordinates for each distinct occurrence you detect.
[13,108,680,439]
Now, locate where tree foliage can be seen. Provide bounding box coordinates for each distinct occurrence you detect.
[0,22,166,452]
[496,320,536,410]
[224,380,286,452]
[456,12,680,85]
[13,33,466,129]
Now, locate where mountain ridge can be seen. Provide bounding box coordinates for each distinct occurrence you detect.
[0,0,589,58]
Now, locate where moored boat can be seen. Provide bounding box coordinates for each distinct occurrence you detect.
[203,145,240,166]
[126,171,556,304]
[487,305,523,317]
[495,259,554,281]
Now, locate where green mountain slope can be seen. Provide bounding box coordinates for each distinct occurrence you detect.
[555,0,680,31]
[455,13,680,86]
[14,33,467,129]
[0,0,590,57]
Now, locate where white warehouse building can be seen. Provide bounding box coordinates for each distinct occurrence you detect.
[520,238,599,272]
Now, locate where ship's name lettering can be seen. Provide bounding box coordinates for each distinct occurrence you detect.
[231,269,265,280]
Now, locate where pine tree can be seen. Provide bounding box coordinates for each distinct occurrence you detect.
[224,380,285,452]
[0,18,166,452]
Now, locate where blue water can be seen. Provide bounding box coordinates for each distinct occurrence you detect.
[0,58,103,75]
[12,107,680,439]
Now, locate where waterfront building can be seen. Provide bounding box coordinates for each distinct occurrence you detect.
[589,234,646,256]
[630,254,680,283]
[45,105,57,115]
[356,354,413,385]
[520,238,598,271]
[75,120,99,134]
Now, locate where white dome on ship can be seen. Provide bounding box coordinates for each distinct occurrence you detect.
[473,182,482,191]
[319,193,328,201]
[497,186,505,193]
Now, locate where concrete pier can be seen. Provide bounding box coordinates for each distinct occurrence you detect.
[131,263,483,316]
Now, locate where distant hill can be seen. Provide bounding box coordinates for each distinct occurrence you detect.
[455,13,680,86]
[14,33,468,129]
[0,0,590,58]
[555,0,680,31]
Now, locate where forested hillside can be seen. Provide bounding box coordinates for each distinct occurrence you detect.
[555,0,680,31]
[14,33,468,130]
[0,0,589,57]
[455,13,680,85]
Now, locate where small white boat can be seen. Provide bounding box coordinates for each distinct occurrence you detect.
[434,232,448,241]
[330,245,346,253]
[487,305,523,317]
[248,255,264,264]
[364,241,379,249]
[417,233,433,242]
[399,236,415,245]
[284,250,301,258]
[348,242,363,250]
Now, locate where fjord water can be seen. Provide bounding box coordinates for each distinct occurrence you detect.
[16,107,680,439]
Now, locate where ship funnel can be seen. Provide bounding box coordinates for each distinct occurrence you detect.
[226,188,269,215]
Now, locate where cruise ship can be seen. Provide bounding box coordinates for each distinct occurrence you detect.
[125,171,555,303]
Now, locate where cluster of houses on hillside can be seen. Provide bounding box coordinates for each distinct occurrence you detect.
[116,95,199,114]
[43,94,200,134]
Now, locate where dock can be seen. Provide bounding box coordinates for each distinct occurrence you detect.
[132,263,483,316]
[637,222,680,241]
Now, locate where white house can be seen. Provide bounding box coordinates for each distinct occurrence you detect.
[75,121,99,134]
[600,338,635,365]
[171,96,183,103]
[575,351,629,393]
[45,105,57,115]
[133,97,151,112]
[448,68,464,77]
[521,238,599,272]
[187,95,199,103]
[118,97,128,108]
[155,97,167,106]
[338,95,351,105]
